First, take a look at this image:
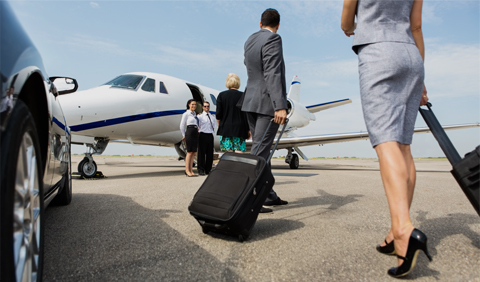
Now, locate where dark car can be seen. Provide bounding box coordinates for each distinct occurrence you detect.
[1,2,78,281]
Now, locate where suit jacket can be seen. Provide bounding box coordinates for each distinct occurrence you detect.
[216,89,249,139]
[240,29,287,116]
[353,0,415,54]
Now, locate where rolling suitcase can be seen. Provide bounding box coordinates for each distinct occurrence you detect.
[419,103,479,216]
[188,118,288,241]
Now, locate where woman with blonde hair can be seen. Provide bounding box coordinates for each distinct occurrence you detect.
[342,0,431,278]
[216,73,250,153]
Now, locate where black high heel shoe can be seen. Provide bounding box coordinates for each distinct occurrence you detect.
[387,228,433,278]
[376,239,396,255]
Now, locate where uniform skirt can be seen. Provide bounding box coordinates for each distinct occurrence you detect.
[185,126,199,152]
[357,42,424,147]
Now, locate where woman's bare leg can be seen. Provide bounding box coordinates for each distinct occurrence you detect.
[185,152,195,175]
[381,144,416,246]
[375,141,415,265]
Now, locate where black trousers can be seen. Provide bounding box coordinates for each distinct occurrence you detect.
[197,132,214,173]
[246,112,280,202]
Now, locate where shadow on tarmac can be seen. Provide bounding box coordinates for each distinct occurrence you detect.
[43,194,242,281]
[280,189,364,219]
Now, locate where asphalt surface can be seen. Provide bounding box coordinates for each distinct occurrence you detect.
[43,156,480,281]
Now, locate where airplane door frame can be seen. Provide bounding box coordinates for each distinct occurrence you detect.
[186,83,205,115]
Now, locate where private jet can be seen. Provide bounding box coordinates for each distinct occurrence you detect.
[58,72,478,177]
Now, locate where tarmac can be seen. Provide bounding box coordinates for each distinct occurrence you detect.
[43,155,480,281]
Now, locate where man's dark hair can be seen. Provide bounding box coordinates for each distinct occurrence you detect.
[261,8,280,28]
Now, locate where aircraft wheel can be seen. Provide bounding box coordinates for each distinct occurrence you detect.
[79,158,97,178]
[289,154,299,169]
[77,157,88,172]
[1,100,44,282]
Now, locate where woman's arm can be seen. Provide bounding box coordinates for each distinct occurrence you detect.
[410,0,428,105]
[410,0,424,61]
[179,112,187,138]
[341,0,358,37]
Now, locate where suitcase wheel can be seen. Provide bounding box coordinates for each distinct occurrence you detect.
[238,231,250,242]
[202,226,209,234]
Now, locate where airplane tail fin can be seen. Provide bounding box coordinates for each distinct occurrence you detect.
[287,76,301,102]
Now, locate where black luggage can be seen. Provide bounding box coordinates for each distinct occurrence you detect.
[419,103,479,216]
[188,119,288,241]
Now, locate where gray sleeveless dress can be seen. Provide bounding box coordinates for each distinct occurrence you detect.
[353,0,424,147]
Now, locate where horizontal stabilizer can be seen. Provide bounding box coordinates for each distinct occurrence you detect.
[306,98,352,113]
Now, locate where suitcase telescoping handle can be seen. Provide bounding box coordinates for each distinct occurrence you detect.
[419,102,462,166]
[253,118,289,163]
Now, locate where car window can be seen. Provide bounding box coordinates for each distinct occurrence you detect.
[104,75,144,90]
[141,78,155,93]
[159,81,168,94]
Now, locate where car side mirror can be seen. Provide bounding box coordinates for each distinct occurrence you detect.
[50,77,78,95]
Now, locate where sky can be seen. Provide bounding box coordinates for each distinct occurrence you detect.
[8,0,480,159]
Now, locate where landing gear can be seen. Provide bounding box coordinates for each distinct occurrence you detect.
[77,138,108,178]
[285,147,300,169]
[289,154,299,169]
[78,156,97,178]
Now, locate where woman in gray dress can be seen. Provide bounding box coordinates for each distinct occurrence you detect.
[342,0,430,278]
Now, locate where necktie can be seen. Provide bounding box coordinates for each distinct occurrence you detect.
[207,113,214,131]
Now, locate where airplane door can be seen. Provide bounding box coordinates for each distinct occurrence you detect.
[186,84,205,115]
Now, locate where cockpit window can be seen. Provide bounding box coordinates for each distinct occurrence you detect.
[141,78,155,93]
[104,75,144,90]
[159,81,168,94]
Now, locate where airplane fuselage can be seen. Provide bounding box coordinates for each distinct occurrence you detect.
[60,72,222,148]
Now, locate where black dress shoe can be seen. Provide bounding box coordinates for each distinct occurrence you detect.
[387,228,432,278]
[199,172,206,176]
[259,207,273,213]
[264,197,288,206]
[377,239,396,255]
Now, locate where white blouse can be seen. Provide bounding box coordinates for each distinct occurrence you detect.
[179,110,200,137]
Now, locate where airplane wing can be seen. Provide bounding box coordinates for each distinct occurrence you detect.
[246,123,479,149]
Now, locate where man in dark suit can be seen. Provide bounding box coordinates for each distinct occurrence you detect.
[240,8,288,207]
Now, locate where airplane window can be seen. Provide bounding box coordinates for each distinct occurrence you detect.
[141,78,155,93]
[210,94,217,106]
[159,81,168,94]
[104,75,144,90]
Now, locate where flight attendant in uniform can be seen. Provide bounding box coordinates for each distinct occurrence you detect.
[180,99,200,177]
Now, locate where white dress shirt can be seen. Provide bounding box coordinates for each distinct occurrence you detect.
[198,111,216,134]
[179,110,199,137]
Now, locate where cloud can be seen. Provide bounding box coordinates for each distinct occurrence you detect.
[61,34,137,57]
[425,43,480,98]
[90,2,99,9]
[148,44,244,72]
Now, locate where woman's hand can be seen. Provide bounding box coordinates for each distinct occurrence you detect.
[343,22,356,37]
[420,84,429,106]
[182,137,185,141]
[247,130,252,140]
